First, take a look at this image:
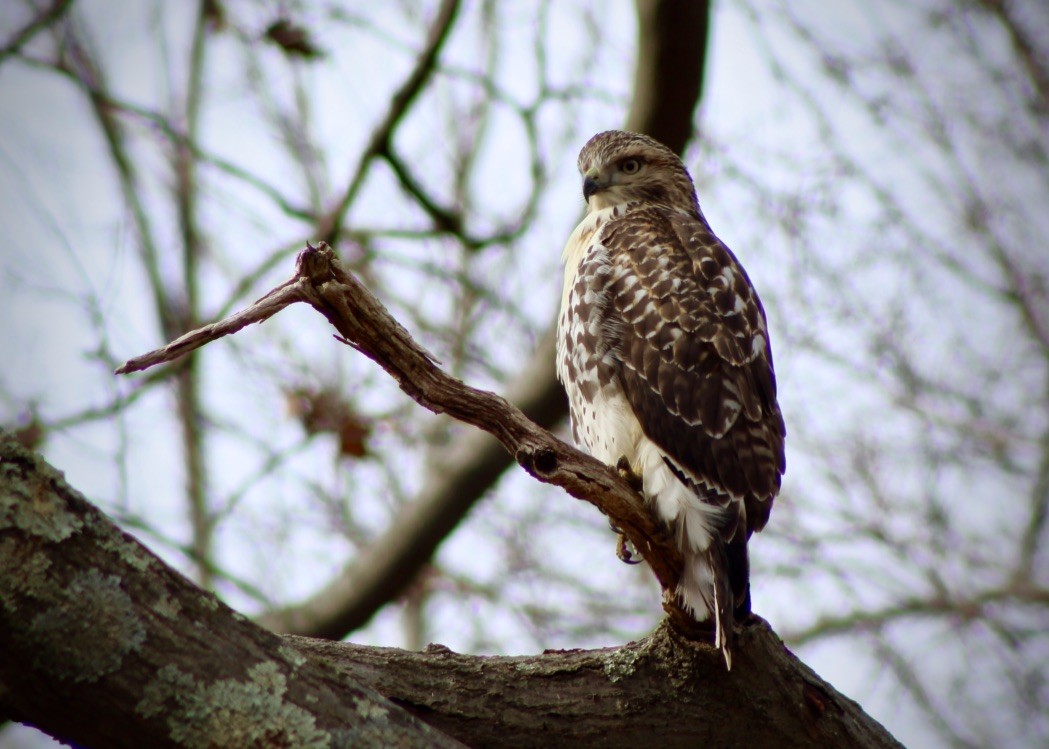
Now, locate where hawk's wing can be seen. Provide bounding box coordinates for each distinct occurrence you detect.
[601,205,786,540]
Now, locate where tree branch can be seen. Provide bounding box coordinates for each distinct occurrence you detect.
[318,0,462,244]
[118,243,691,632]
[0,0,74,65]
[116,276,306,374]
[626,0,710,143]
[1,431,903,748]
[259,0,714,640]
[0,434,466,748]
[291,622,904,749]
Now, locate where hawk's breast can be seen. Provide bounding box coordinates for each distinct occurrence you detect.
[557,207,642,466]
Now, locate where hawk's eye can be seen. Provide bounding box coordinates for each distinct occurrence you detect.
[620,158,641,175]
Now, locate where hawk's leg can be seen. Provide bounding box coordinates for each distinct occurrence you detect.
[612,456,643,564]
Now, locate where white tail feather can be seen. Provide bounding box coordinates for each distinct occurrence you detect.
[678,547,734,670]
[604,435,740,669]
[713,579,732,670]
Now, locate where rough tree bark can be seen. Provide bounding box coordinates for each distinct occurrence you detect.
[291,627,893,749]
[0,435,465,749]
[0,243,903,747]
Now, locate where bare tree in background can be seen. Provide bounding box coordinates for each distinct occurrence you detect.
[724,2,1049,747]
[0,0,1045,747]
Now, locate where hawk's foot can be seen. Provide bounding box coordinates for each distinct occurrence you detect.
[616,532,642,565]
[611,456,644,564]
[615,456,643,492]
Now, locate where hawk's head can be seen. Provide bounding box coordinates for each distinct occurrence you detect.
[577,131,699,216]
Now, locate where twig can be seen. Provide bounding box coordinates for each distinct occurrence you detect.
[0,0,74,65]
[115,276,306,374]
[319,0,462,243]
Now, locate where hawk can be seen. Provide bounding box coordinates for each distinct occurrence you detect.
[556,131,786,668]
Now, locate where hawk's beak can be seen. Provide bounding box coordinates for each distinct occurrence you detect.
[583,176,601,201]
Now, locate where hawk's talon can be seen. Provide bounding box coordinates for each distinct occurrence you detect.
[616,531,643,564]
[615,456,643,492]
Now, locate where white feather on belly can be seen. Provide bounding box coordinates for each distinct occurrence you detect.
[573,388,726,626]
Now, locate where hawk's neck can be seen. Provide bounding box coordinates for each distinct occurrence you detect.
[561,202,647,265]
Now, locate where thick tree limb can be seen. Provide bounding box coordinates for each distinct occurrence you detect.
[627,0,711,142]
[0,434,465,748]
[292,623,904,749]
[258,0,714,640]
[1,432,903,748]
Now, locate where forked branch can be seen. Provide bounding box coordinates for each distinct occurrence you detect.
[117,242,693,630]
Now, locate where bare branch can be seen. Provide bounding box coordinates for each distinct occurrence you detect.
[783,583,1049,648]
[118,243,694,631]
[974,0,1049,116]
[116,276,307,374]
[626,0,710,143]
[319,0,462,243]
[170,1,215,590]
[0,0,73,65]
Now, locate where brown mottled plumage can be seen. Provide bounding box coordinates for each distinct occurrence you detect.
[556,131,786,668]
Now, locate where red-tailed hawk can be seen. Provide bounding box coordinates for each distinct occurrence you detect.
[556,131,786,668]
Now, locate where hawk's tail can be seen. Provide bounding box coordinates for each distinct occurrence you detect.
[641,450,752,669]
[679,539,742,670]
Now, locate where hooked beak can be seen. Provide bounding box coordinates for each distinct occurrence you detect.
[583,176,602,201]
[582,168,605,201]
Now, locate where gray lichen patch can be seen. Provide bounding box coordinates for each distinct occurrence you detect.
[602,646,642,683]
[97,532,154,572]
[30,569,146,683]
[513,660,549,676]
[0,460,84,542]
[279,644,307,669]
[327,723,414,749]
[512,656,585,677]
[151,590,182,619]
[0,537,52,610]
[355,698,388,721]
[327,696,450,749]
[138,661,330,749]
